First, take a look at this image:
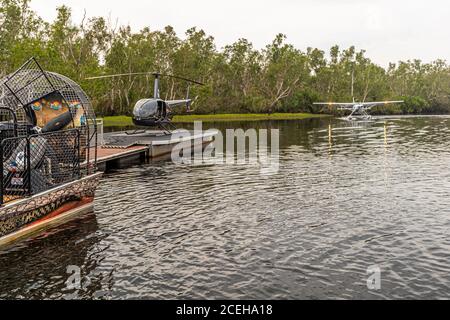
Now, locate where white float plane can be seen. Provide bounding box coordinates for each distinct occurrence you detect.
[314,100,404,121]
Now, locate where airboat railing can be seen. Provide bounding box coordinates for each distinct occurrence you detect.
[0,129,82,206]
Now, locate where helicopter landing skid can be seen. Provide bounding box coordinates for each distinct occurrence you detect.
[125,130,147,135]
[124,130,171,137]
[158,121,178,135]
[125,122,178,137]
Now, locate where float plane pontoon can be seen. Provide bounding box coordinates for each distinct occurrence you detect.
[314,100,404,121]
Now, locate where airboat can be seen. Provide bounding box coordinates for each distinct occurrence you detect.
[0,58,102,247]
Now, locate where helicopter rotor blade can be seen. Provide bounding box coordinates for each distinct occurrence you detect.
[157,73,205,86]
[86,72,205,85]
[85,72,153,80]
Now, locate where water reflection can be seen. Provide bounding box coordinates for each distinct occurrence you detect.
[0,213,102,299]
[1,116,450,299]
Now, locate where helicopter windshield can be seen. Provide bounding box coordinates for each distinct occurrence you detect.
[133,99,159,119]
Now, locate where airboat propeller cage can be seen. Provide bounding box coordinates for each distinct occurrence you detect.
[0,57,98,174]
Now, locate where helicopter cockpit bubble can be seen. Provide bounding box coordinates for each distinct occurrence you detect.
[133,99,159,119]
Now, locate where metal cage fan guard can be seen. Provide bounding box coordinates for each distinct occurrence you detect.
[0,58,98,205]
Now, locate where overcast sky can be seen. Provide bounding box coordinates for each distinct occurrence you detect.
[29,0,450,67]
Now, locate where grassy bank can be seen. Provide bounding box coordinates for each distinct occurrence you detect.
[101,113,330,127]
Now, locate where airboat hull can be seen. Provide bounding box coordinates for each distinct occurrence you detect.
[0,172,102,247]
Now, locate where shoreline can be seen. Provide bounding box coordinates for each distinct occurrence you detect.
[100,113,450,127]
[101,113,331,127]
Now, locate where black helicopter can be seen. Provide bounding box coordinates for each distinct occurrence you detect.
[86,72,204,134]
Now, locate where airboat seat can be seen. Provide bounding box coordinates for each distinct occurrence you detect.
[2,135,52,194]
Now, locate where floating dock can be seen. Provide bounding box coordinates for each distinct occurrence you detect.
[94,130,218,171]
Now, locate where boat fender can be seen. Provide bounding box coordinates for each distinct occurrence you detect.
[42,112,73,133]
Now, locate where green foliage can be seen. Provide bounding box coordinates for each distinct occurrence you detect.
[1,1,450,116]
[400,96,430,114]
[281,89,320,113]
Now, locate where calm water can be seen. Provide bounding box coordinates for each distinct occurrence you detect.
[1,116,450,299]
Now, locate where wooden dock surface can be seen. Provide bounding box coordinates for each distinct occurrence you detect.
[95,146,149,162]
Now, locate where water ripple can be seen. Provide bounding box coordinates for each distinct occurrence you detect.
[1,116,450,299]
